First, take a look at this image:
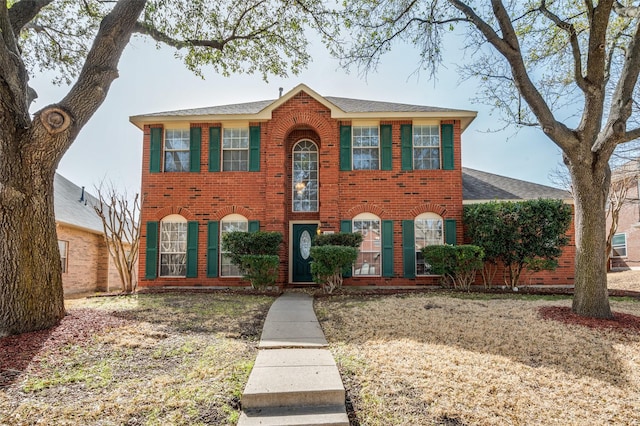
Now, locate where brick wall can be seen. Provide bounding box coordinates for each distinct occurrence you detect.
[608,179,640,270]
[56,224,109,295]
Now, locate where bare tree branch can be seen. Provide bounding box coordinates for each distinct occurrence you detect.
[613,1,640,18]
[8,0,54,34]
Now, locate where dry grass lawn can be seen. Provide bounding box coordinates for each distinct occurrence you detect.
[0,293,273,426]
[316,292,640,425]
[608,269,640,292]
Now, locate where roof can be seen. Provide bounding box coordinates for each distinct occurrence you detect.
[462,168,571,203]
[130,83,477,131]
[54,173,104,234]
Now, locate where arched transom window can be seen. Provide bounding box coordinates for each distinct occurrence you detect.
[353,213,381,276]
[220,214,248,277]
[160,214,187,277]
[415,212,443,275]
[292,140,318,212]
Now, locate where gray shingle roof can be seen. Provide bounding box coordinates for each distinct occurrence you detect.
[54,173,104,234]
[136,99,275,117]
[462,168,571,201]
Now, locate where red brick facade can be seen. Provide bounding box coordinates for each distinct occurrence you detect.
[608,174,640,270]
[134,85,574,288]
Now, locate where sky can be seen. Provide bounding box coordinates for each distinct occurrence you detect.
[30,29,564,193]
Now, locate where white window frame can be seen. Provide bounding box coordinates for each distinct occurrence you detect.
[58,240,68,273]
[612,233,627,258]
[413,125,441,170]
[159,214,188,277]
[220,214,248,277]
[163,129,190,172]
[352,213,381,276]
[415,212,444,276]
[292,140,319,212]
[352,126,380,170]
[222,128,250,171]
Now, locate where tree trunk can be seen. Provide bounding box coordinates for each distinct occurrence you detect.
[570,163,613,319]
[0,130,65,336]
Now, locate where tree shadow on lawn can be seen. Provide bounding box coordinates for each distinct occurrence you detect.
[320,296,637,387]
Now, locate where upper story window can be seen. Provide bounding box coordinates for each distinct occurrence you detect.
[164,129,190,172]
[413,125,440,170]
[220,214,248,277]
[612,233,627,258]
[58,240,68,273]
[160,214,187,277]
[292,140,319,212]
[223,128,249,171]
[353,126,379,170]
[353,213,381,276]
[415,213,443,275]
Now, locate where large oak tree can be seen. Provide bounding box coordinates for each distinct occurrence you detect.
[334,0,640,318]
[0,0,328,336]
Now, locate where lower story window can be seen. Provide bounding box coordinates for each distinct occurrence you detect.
[58,240,68,273]
[353,213,381,276]
[612,233,627,257]
[415,213,443,275]
[220,214,248,277]
[160,215,187,277]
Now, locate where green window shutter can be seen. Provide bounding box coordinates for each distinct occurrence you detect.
[402,220,416,278]
[380,124,392,171]
[401,124,413,171]
[145,221,159,279]
[186,221,199,277]
[209,127,221,172]
[340,220,353,277]
[190,127,201,172]
[249,221,260,233]
[382,220,394,277]
[207,221,219,278]
[445,219,457,245]
[249,125,261,171]
[340,125,352,171]
[150,128,162,173]
[441,123,454,170]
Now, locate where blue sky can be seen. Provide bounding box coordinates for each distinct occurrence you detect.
[31,30,563,193]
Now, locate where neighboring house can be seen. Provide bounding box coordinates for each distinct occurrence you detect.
[607,159,640,270]
[54,173,121,295]
[130,83,574,288]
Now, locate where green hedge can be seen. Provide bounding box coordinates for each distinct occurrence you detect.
[310,245,359,293]
[422,245,484,291]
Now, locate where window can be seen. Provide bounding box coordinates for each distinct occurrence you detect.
[415,213,443,275]
[353,126,379,170]
[413,125,440,170]
[292,140,319,212]
[612,233,627,257]
[164,129,190,172]
[58,240,68,273]
[220,214,248,276]
[160,215,187,277]
[353,213,381,276]
[223,128,249,171]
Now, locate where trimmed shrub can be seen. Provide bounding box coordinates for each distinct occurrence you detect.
[310,245,359,294]
[240,255,280,290]
[314,232,363,248]
[422,245,485,291]
[222,231,283,289]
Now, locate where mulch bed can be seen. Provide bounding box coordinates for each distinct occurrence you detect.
[540,306,640,334]
[0,309,129,388]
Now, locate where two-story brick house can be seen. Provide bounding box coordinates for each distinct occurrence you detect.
[608,159,640,270]
[130,84,572,288]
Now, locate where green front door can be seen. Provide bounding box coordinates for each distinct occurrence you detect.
[292,223,317,283]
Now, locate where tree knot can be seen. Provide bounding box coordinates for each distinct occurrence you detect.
[40,107,72,134]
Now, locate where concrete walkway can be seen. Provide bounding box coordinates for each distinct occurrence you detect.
[238,293,349,426]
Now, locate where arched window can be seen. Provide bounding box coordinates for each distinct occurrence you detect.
[292,140,318,212]
[415,212,443,275]
[220,214,248,277]
[160,214,187,277]
[353,213,381,276]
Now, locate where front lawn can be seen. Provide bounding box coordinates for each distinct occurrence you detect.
[0,293,273,425]
[316,294,640,425]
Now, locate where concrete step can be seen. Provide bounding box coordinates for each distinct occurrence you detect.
[238,405,349,426]
[242,349,345,409]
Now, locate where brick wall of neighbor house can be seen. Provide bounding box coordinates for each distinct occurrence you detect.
[56,224,110,295]
[609,179,640,270]
[137,88,573,288]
